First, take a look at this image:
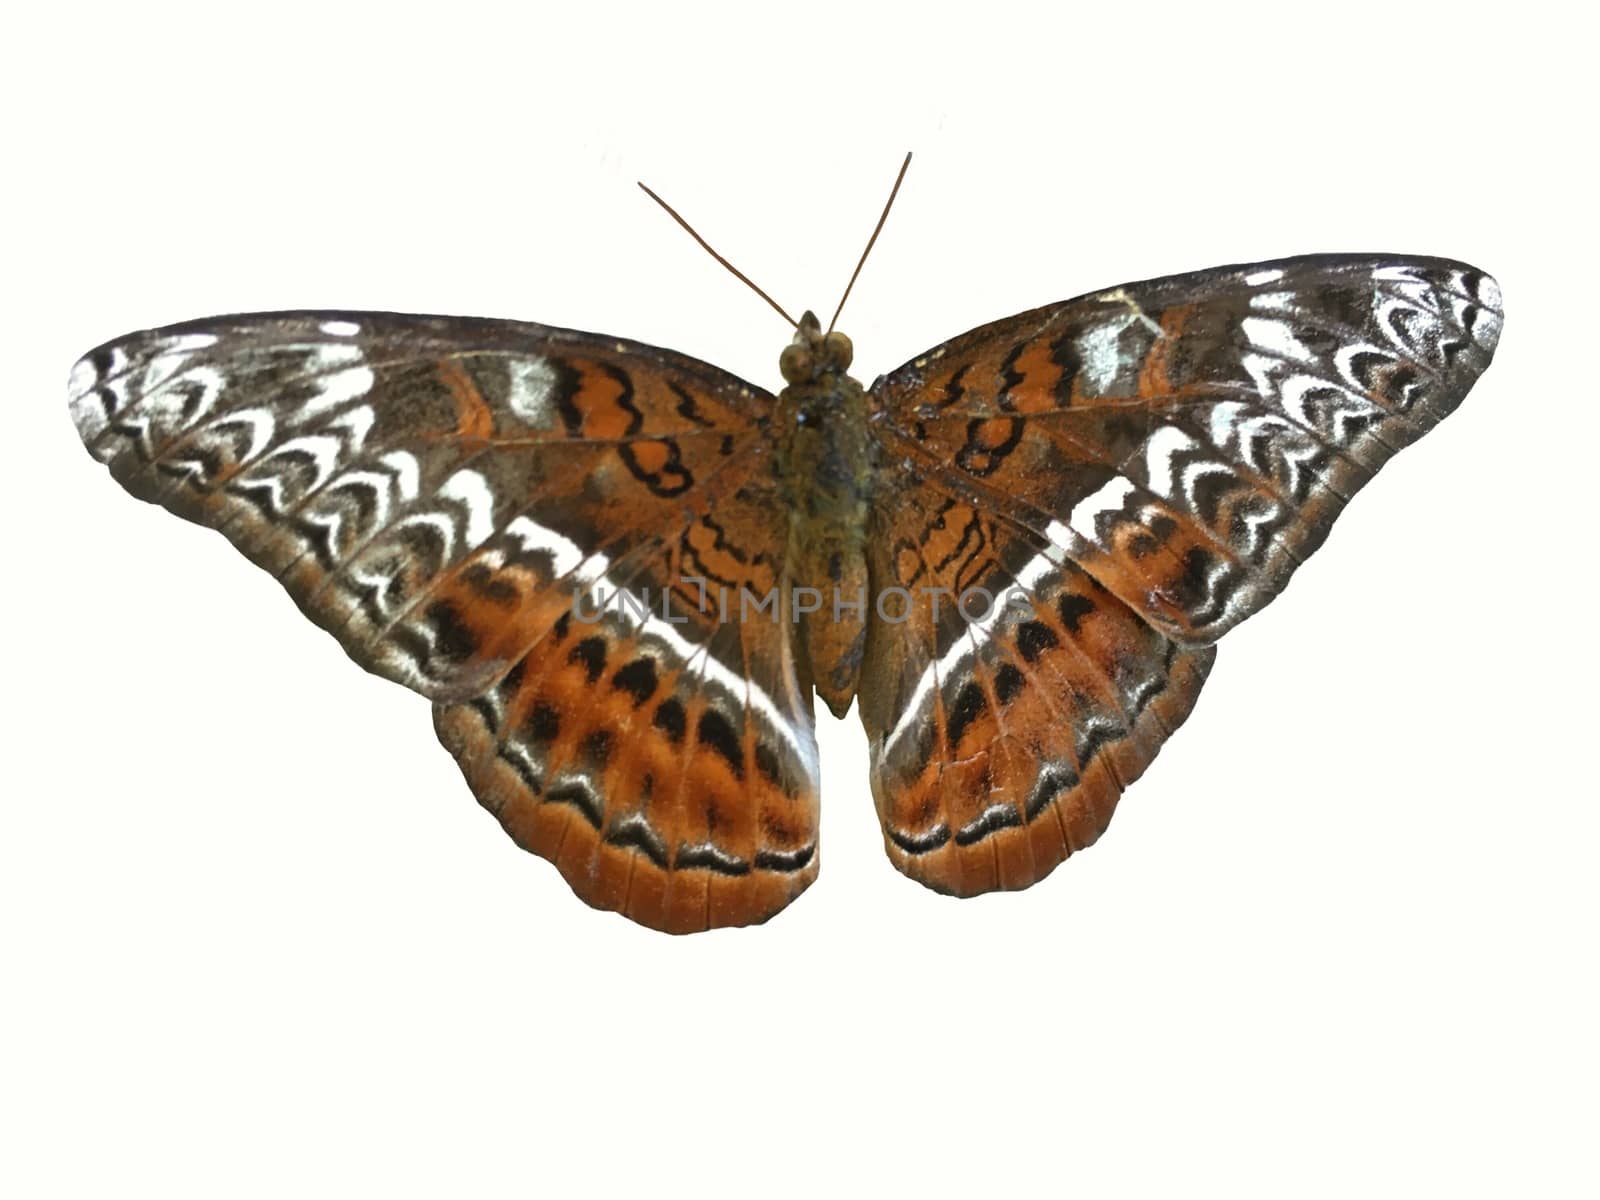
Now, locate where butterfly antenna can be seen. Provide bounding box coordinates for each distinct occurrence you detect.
[827,151,912,334]
[637,181,799,329]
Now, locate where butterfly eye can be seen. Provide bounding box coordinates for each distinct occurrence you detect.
[822,331,853,370]
[780,343,815,383]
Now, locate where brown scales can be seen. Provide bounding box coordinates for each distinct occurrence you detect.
[71,201,1501,935]
[435,610,820,934]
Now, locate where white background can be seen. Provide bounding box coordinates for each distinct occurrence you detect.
[5,2,1596,1196]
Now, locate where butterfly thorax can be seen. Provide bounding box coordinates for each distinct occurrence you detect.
[774,311,875,717]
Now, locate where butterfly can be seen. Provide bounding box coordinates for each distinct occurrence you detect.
[67,162,1501,933]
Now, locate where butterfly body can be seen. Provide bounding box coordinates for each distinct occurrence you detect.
[70,253,1501,932]
[774,311,875,716]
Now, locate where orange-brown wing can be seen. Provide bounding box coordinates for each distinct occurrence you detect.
[861,254,1499,895]
[70,312,818,932]
[859,474,1213,895]
[433,476,821,933]
[869,255,1501,646]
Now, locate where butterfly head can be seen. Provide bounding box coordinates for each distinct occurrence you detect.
[780,310,854,386]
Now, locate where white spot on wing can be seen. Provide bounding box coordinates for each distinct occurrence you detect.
[1242,317,1316,364]
[1141,426,1200,496]
[437,469,496,548]
[1068,476,1137,543]
[506,356,559,426]
[1041,520,1076,563]
[1077,318,1130,392]
[299,344,375,419]
[1249,291,1295,313]
[505,515,588,579]
[379,450,420,502]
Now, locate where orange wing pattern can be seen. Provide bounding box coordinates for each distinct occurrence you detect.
[68,254,1501,930]
[70,313,818,931]
[432,475,821,933]
[861,255,1499,892]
